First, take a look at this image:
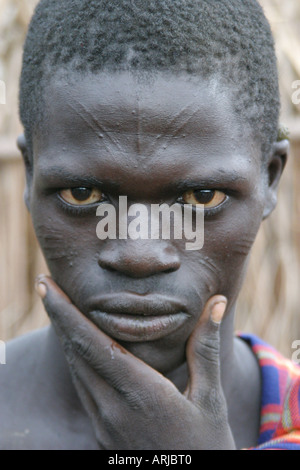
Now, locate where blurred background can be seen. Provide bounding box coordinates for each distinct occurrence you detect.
[0,0,299,357]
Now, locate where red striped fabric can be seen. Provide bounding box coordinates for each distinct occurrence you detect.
[239,334,300,450]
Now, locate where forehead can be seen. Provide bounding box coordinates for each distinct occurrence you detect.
[42,70,244,138]
[34,70,260,186]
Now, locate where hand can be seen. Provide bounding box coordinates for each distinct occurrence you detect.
[36,276,235,450]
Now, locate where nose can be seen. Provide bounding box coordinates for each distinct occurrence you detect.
[98,239,181,278]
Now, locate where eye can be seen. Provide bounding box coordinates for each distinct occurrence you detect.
[182,189,227,209]
[59,187,104,206]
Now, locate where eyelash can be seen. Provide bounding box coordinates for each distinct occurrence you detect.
[177,192,230,217]
[55,188,231,217]
[56,192,107,217]
[202,196,229,217]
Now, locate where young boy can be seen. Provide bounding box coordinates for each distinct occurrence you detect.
[0,0,299,450]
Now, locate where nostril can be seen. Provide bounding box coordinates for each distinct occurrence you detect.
[98,258,118,273]
[98,242,181,278]
[100,264,117,273]
[164,266,179,274]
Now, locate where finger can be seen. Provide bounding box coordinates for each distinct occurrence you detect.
[185,295,227,405]
[35,275,166,393]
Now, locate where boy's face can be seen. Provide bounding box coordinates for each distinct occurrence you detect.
[26,71,277,373]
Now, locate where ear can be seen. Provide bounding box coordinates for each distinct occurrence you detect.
[263,139,289,220]
[17,134,32,211]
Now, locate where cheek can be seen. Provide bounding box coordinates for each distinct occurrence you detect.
[178,197,264,303]
[34,224,78,265]
[200,212,262,296]
[31,206,100,287]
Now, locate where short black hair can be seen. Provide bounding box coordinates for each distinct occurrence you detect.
[20,0,280,161]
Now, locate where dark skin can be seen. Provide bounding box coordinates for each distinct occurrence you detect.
[0,71,288,450]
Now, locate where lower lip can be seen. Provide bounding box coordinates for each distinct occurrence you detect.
[89,311,189,342]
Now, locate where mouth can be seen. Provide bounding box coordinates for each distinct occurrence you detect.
[88,293,190,342]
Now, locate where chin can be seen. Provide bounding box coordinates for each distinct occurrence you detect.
[118,339,186,374]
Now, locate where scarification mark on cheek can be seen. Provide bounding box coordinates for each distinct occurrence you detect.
[197,256,222,279]
[186,256,222,297]
[35,225,78,262]
[43,250,77,262]
[230,236,256,257]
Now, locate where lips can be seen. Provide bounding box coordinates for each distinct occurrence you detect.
[88,293,190,342]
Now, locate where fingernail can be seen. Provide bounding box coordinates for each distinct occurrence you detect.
[211,301,227,324]
[35,277,47,299]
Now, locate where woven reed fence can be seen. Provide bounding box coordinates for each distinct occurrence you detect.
[0,0,299,357]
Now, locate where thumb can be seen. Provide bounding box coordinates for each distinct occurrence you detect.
[185,295,227,404]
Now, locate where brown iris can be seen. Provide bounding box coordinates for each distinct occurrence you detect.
[60,187,104,206]
[183,189,227,209]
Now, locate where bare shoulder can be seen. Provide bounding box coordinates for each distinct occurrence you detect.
[0,328,51,448]
[0,327,98,450]
[0,327,49,399]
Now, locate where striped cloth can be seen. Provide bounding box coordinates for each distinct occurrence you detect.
[240,334,300,450]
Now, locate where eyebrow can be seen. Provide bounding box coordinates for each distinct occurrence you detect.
[173,172,249,192]
[37,166,120,191]
[37,166,249,191]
